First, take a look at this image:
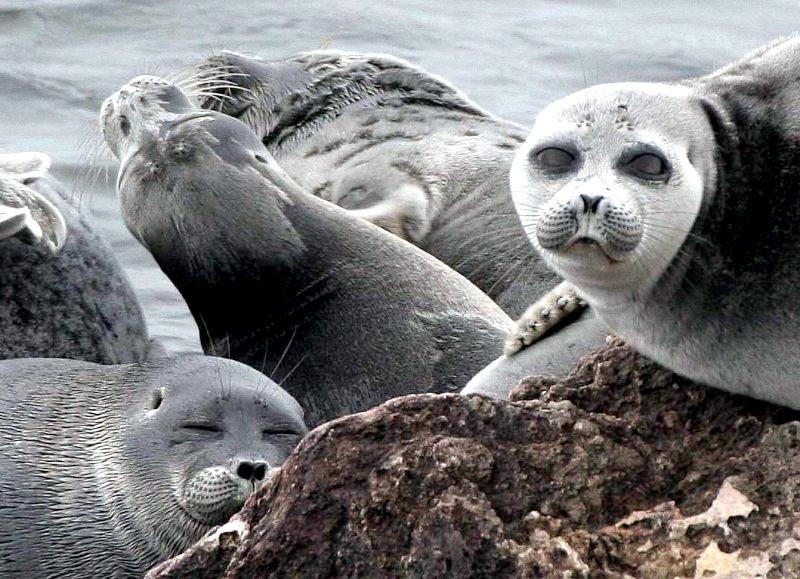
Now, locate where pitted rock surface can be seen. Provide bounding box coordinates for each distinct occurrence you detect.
[148,338,800,578]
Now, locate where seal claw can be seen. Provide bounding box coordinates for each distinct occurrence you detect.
[504,281,588,356]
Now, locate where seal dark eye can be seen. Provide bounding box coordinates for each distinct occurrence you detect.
[119,115,131,137]
[151,389,163,410]
[533,147,576,171]
[626,153,669,180]
[183,423,222,434]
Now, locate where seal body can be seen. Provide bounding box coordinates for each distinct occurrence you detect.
[0,355,307,578]
[101,76,513,426]
[510,37,800,408]
[193,50,559,317]
[0,153,152,363]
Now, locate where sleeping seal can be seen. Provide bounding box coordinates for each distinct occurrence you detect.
[191,50,558,317]
[101,75,513,426]
[0,354,307,578]
[0,152,152,363]
[509,36,800,408]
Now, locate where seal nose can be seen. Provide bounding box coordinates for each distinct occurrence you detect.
[236,461,268,482]
[579,194,604,214]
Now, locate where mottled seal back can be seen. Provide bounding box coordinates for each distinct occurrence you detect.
[193,50,558,317]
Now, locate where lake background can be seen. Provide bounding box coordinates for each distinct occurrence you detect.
[0,0,795,353]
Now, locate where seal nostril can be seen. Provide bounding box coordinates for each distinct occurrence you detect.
[579,194,604,214]
[252,463,267,481]
[236,462,254,480]
[236,461,268,481]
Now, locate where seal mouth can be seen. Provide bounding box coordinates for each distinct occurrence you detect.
[561,236,624,264]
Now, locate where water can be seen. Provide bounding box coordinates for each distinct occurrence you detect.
[0,0,795,353]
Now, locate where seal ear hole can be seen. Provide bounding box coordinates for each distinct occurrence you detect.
[151,389,164,410]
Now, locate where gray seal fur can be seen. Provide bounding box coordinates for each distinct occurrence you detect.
[510,36,800,408]
[0,354,307,578]
[101,75,515,425]
[192,50,559,318]
[0,152,152,363]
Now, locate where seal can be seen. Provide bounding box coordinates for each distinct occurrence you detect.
[0,152,153,363]
[0,354,307,578]
[190,50,558,317]
[101,75,514,426]
[509,36,800,408]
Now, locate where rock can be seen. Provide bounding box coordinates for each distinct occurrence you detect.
[147,338,800,578]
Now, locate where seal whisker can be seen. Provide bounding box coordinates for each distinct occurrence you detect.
[270,327,298,381]
[277,354,308,389]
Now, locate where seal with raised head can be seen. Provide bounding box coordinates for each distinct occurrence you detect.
[0,152,152,363]
[509,36,800,408]
[191,49,558,317]
[101,75,514,426]
[0,354,307,578]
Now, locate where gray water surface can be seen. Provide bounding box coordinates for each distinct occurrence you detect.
[0,0,796,353]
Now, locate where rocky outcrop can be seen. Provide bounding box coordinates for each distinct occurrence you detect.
[148,338,800,578]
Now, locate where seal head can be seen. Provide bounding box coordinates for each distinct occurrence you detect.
[511,82,715,304]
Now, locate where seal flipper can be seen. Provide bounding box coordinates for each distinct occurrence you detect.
[464,310,610,400]
[505,281,588,356]
[0,175,67,253]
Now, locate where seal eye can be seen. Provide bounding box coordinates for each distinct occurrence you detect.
[119,115,131,137]
[183,423,221,433]
[533,147,575,171]
[626,153,669,180]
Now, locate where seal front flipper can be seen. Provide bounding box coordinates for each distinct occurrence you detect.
[0,169,66,253]
[465,310,609,400]
[504,281,588,355]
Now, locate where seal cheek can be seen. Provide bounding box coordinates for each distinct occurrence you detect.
[536,197,578,251]
[179,465,248,525]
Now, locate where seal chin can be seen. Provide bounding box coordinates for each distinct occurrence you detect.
[549,240,637,293]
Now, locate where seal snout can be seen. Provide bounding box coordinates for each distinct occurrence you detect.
[537,190,643,261]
